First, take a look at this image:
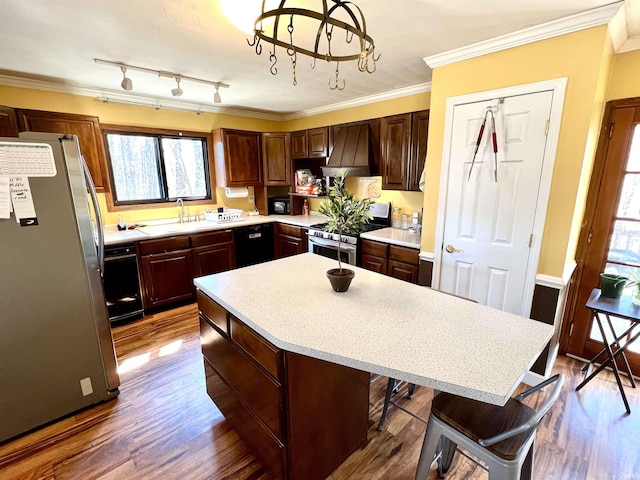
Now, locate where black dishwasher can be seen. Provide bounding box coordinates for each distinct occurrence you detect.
[234,223,274,268]
[103,243,144,323]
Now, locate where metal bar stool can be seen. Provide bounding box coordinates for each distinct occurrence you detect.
[414,374,564,480]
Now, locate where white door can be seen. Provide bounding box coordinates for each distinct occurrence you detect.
[438,91,553,314]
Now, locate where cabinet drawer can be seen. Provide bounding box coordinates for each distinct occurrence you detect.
[389,244,419,265]
[361,239,388,257]
[190,229,233,248]
[138,236,190,255]
[278,223,302,238]
[230,316,281,380]
[200,317,283,439]
[203,360,285,480]
[197,291,228,334]
[388,260,419,283]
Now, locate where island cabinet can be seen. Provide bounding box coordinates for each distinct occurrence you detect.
[380,109,429,191]
[138,236,195,309]
[274,223,308,258]
[360,239,420,284]
[212,128,262,187]
[15,109,109,192]
[198,291,370,480]
[190,229,235,277]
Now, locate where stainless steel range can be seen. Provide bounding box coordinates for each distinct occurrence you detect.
[307,202,391,265]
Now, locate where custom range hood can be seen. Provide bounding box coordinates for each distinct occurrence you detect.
[322,124,371,177]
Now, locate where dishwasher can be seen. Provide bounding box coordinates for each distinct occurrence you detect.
[234,223,275,268]
[103,243,144,323]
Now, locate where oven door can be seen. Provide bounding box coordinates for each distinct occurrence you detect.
[308,235,356,266]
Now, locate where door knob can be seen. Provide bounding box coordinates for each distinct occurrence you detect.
[445,244,463,254]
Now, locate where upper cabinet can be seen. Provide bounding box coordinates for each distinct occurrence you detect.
[262,132,291,186]
[409,110,430,192]
[291,127,328,159]
[381,110,429,191]
[15,109,109,192]
[212,128,262,187]
[0,106,19,137]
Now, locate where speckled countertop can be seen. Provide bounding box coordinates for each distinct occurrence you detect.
[360,227,421,249]
[103,213,324,245]
[194,253,553,406]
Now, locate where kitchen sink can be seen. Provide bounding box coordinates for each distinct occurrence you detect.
[136,218,245,236]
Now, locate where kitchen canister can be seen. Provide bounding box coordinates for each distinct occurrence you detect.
[392,208,402,228]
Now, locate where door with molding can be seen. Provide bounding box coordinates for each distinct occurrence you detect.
[437,91,554,315]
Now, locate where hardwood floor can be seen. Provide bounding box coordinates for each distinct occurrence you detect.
[1,303,639,479]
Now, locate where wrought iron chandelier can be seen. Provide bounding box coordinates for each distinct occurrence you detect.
[248,0,379,90]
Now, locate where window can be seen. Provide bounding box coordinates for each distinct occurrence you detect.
[104,128,211,205]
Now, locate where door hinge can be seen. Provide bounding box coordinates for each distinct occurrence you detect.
[529,234,534,248]
[587,229,593,245]
[569,323,574,337]
[545,119,550,136]
[608,120,615,139]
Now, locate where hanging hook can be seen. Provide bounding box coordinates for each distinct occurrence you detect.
[310,56,317,70]
[286,14,296,57]
[329,62,345,90]
[247,35,262,56]
[269,51,278,75]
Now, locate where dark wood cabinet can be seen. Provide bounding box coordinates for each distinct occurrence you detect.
[0,106,19,137]
[191,229,235,277]
[360,239,419,283]
[410,110,430,191]
[262,132,291,186]
[15,109,109,192]
[381,113,412,190]
[274,223,308,258]
[291,127,328,159]
[381,110,429,191]
[291,130,308,159]
[213,128,262,186]
[138,236,195,309]
[198,292,369,480]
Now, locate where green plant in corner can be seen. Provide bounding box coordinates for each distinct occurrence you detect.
[318,170,373,273]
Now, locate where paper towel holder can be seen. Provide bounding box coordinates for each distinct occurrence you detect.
[224,187,249,198]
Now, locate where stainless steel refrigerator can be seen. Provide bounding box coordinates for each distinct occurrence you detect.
[0,132,119,443]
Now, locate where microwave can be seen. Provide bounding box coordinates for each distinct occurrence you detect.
[269,197,290,215]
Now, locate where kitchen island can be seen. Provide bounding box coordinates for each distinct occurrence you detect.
[194,253,554,480]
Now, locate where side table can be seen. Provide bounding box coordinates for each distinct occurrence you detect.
[575,288,640,413]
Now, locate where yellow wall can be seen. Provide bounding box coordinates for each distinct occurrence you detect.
[423,26,612,277]
[607,49,640,100]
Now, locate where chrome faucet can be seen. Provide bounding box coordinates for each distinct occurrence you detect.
[177,198,185,223]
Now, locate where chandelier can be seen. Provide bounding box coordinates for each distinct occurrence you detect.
[248,0,379,90]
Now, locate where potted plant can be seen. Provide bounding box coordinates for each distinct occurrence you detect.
[318,170,373,292]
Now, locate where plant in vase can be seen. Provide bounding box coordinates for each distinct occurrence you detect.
[318,170,373,292]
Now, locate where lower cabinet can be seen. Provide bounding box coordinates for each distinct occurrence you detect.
[360,239,419,284]
[274,223,308,258]
[191,229,235,277]
[198,291,369,480]
[139,236,195,309]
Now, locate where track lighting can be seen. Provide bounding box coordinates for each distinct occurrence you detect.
[95,59,229,104]
[120,67,132,91]
[171,76,183,97]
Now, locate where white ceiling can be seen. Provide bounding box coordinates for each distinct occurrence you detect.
[0,0,631,117]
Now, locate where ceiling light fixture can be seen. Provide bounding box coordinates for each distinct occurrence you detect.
[213,85,221,104]
[120,66,132,91]
[171,76,183,97]
[95,59,229,103]
[248,0,379,90]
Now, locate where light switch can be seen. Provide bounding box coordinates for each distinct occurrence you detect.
[80,377,93,396]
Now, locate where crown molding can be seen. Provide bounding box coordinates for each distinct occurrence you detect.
[282,82,432,121]
[423,2,624,68]
[0,74,285,121]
